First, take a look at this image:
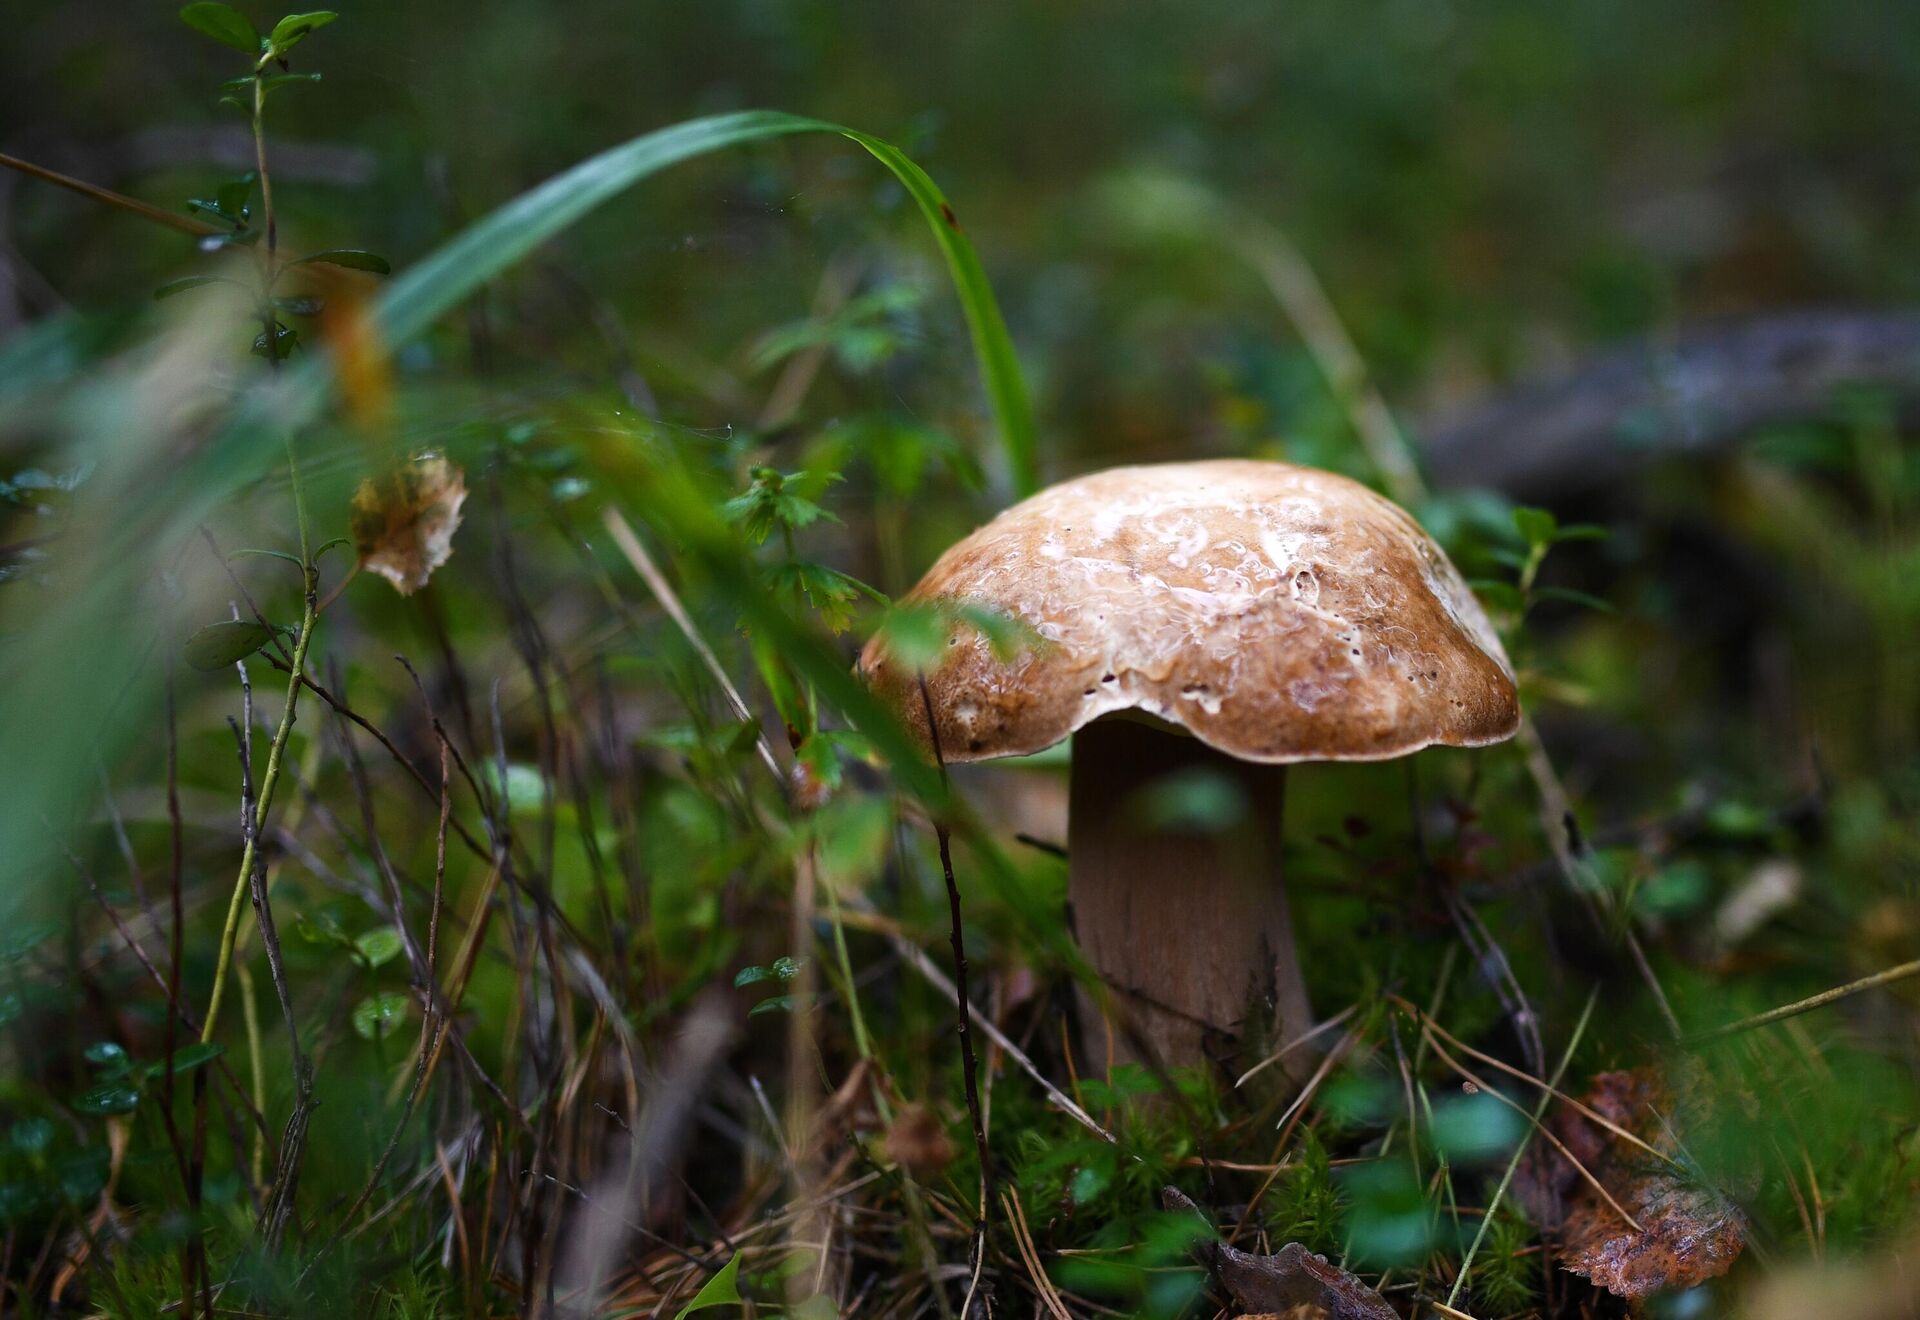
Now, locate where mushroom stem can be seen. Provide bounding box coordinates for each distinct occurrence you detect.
[1068,717,1314,1082]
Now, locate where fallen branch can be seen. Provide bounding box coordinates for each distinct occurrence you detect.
[1422,310,1920,498]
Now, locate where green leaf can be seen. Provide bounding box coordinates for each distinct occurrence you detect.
[768,561,878,634]
[153,275,223,301]
[870,602,947,670]
[214,173,257,216]
[733,959,804,989]
[1512,507,1558,549]
[251,321,299,360]
[227,549,305,571]
[1428,1092,1523,1163]
[83,1041,128,1069]
[842,128,1039,496]
[72,1085,140,1117]
[1468,580,1525,614]
[794,732,846,796]
[183,619,282,670]
[142,1041,226,1081]
[222,73,320,93]
[295,911,350,946]
[267,10,336,55]
[179,2,259,53]
[869,599,1034,669]
[358,111,1035,493]
[672,1252,743,1320]
[186,197,242,223]
[258,71,323,94]
[352,991,410,1040]
[287,248,390,274]
[197,227,262,253]
[1130,765,1248,834]
[723,468,840,544]
[354,925,405,969]
[748,994,795,1017]
[10,1119,53,1154]
[15,112,1050,918]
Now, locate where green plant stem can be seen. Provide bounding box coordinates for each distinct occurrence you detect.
[237,960,267,1184]
[201,567,317,1044]
[1447,988,1598,1308]
[822,878,875,1068]
[251,69,278,262]
[202,71,313,1045]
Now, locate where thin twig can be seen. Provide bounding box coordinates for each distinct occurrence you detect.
[1236,1004,1360,1089]
[1688,957,1920,1044]
[0,149,219,236]
[999,1189,1072,1320]
[917,676,992,1315]
[201,565,319,1044]
[882,931,1113,1143]
[231,717,313,1251]
[1420,1016,1641,1238]
[1447,990,1599,1308]
[1394,997,1681,1171]
[602,507,783,783]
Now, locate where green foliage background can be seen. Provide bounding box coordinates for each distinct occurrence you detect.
[2,2,1919,1317]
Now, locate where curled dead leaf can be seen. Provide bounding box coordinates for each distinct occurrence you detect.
[1515,1067,1748,1300]
[351,453,467,595]
[1162,1188,1397,1320]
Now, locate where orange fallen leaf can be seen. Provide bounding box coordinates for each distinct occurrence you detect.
[351,453,467,595]
[1517,1066,1748,1300]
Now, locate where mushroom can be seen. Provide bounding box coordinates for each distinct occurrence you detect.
[860,460,1520,1076]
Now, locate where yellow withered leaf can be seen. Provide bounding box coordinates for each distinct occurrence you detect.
[351,454,467,595]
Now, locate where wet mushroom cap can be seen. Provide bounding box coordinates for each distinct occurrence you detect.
[860,459,1521,764]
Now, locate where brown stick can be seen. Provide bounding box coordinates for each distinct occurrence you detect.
[917,677,992,1312]
[0,150,218,236]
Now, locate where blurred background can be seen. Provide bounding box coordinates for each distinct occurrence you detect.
[3,2,1919,1316]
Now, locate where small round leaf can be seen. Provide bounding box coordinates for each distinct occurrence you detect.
[183,620,279,670]
[352,991,410,1040]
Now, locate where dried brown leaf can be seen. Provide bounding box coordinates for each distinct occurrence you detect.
[1162,1188,1397,1320]
[1518,1067,1747,1300]
[351,453,467,595]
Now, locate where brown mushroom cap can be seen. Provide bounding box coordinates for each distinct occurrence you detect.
[860,459,1520,764]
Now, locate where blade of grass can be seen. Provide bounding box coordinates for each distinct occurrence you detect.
[1446,989,1599,1309]
[3,108,1036,897]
